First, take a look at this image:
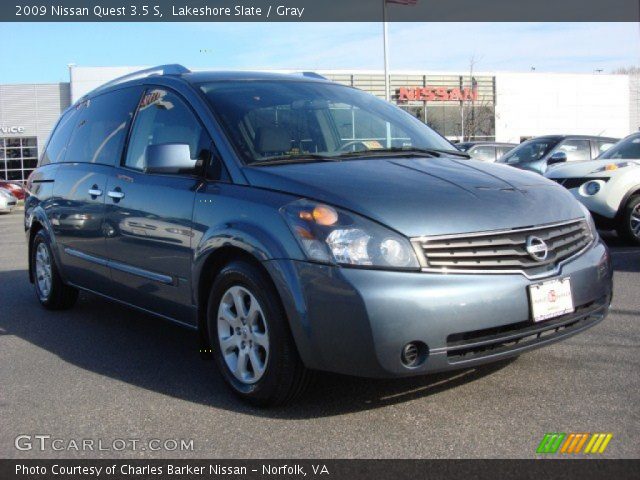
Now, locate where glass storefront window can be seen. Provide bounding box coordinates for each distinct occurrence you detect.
[0,136,38,183]
[6,148,21,159]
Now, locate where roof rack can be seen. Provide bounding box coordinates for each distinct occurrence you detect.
[85,64,190,98]
[293,72,328,80]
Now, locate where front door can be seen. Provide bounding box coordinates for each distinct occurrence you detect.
[103,87,212,324]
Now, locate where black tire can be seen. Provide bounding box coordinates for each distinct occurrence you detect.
[616,195,640,246]
[30,230,78,310]
[206,260,310,407]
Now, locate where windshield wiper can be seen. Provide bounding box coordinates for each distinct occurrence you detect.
[248,147,470,166]
[249,154,342,166]
[422,148,472,159]
[333,147,471,160]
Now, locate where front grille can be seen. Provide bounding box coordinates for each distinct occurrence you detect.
[413,219,592,275]
[446,297,608,363]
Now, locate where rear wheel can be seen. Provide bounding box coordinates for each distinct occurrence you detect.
[616,195,640,245]
[206,260,310,406]
[30,230,78,310]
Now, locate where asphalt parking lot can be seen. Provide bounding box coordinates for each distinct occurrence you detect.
[0,208,638,459]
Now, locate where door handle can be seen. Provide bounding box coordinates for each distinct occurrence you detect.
[107,190,125,200]
[88,188,103,197]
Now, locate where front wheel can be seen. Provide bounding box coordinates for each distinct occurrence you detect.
[616,195,640,245]
[30,230,78,310]
[206,261,310,406]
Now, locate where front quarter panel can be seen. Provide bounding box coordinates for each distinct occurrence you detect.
[191,182,304,304]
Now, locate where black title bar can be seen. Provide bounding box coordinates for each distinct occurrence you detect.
[1,459,640,480]
[3,0,640,22]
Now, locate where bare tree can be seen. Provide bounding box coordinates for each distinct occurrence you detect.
[460,55,495,141]
[612,66,640,75]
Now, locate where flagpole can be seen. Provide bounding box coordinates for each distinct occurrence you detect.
[383,0,390,102]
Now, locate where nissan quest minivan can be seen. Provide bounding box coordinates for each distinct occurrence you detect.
[25,66,613,406]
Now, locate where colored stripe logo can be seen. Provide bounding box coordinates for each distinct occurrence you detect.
[537,433,612,454]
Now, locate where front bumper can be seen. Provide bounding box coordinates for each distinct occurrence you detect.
[265,239,613,378]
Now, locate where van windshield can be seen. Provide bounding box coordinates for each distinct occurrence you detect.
[598,134,640,160]
[199,80,456,165]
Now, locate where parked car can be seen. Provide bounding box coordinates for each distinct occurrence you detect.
[0,179,27,200]
[497,135,618,174]
[25,65,613,406]
[0,188,18,213]
[545,132,640,244]
[456,142,517,162]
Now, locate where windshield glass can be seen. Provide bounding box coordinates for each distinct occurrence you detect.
[499,138,560,165]
[199,81,455,165]
[598,134,640,160]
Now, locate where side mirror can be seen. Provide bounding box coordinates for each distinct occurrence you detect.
[548,151,568,165]
[145,143,196,174]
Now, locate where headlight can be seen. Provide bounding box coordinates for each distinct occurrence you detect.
[281,199,420,270]
[578,202,597,242]
[579,180,603,196]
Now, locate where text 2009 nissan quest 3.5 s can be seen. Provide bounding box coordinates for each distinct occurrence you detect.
[25,65,612,406]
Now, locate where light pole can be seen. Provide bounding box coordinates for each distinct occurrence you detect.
[382,1,390,102]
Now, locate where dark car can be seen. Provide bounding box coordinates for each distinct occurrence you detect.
[25,66,612,406]
[497,135,618,174]
[0,179,27,200]
[456,142,517,162]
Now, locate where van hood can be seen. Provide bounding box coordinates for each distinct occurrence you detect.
[244,157,585,237]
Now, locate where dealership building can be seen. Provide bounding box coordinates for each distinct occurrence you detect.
[1,65,638,183]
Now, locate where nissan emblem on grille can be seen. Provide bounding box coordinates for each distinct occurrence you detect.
[413,219,590,275]
[526,236,549,262]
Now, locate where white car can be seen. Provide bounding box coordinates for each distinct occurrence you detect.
[545,132,640,244]
[0,188,18,213]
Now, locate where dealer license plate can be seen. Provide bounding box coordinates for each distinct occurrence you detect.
[528,277,574,322]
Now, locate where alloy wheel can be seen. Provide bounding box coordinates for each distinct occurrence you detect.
[35,242,53,299]
[217,286,269,384]
[631,203,640,239]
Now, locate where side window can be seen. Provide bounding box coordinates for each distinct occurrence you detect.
[125,88,210,173]
[40,108,79,166]
[65,87,141,166]
[469,145,496,162]
[595,140,615,157]
[555,139,591,161]
[496,146,513,158]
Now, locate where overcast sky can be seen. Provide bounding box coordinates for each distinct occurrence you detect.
[2,22,638,83]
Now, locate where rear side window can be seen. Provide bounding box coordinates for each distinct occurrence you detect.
[469,145,496,162]
[496,146,513,158]
[64,87,142,166]
[595,140,616,156]
[40,108,79,166]
[556,139,591,161]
